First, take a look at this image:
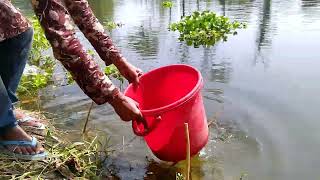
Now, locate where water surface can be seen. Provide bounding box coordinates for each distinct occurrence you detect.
[14,0,320,179]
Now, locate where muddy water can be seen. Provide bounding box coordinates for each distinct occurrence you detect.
[14,0,320,179]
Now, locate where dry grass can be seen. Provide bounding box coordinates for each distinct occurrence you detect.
[0,110,112,179]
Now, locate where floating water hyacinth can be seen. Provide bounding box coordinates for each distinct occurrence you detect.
[169,11,247,48]
[162,1,173,8]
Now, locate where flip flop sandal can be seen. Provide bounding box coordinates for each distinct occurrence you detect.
[16,116,47,136]
[17,116,46,130]
[13,109,46,129]
[0,137,47,161]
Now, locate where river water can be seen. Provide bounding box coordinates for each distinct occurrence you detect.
[14,0,320,179]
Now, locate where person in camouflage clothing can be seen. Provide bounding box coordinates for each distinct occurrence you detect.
[0,0,143,160]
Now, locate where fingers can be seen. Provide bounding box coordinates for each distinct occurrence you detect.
[128,73,140,85]
[136,69,143,77]
[136,113,145,124]
[113,95,144,122]
[133,112,147,131]
[133,99,140,107]
[135,69,143,84]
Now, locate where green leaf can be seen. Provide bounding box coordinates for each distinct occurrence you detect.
[168,11,246,47]
[162,1,173,8]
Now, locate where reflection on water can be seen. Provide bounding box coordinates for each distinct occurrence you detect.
[210,62,232,83]
[300,0,320,21]
[12,0,320,179]
[127,25,159,58]
[217,0,255,22]
[257,0,272,50]
[12,0,33,15]
[254,0,273,66]
[301,0,320,7]
[88,0,115,23]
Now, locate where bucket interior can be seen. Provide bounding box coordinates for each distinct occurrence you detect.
[126,65,200,112]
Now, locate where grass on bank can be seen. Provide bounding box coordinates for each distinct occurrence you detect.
[0,111,112,179]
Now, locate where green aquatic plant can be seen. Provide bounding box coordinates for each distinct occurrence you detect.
[162,1,173,8]
[104,64,124,85]
[176,172,185,180]
[28,16,52,66]
[105,21,124,31]
[169,11,247,48]
[17,70,51,96]
[240,172,249,180]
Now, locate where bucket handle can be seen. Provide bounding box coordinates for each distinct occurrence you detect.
[132,115,161,136]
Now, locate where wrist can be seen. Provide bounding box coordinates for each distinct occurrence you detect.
[113,57,128,69]
[109,91,125,107]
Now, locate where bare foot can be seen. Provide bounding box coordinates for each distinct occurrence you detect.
[14,109,44,129]
[1,126,44,155]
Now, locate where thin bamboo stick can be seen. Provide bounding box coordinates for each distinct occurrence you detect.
[184,123,190,180]
[82,101,94,134]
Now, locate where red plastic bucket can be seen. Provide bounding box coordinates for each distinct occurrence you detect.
[124,64,208,162]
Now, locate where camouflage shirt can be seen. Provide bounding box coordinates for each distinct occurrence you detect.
[0,0,31,41]
[0,0,124,105]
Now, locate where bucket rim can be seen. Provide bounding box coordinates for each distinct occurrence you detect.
[124,64,203,116]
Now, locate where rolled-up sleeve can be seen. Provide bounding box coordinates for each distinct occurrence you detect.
[31,0,119,105]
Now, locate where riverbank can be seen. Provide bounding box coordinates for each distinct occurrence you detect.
[0,110,114,179]
[0,109,232,180]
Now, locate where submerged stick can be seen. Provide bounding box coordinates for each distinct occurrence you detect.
[184,123,190,180]
[83,101,94,134]
[182,0,185,17]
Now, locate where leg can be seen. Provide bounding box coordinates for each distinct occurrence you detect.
[0,28,33,104]
[0,28,44,129]
[0,76,17,133]
[0,32,45,157]
[0,75,44,156]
